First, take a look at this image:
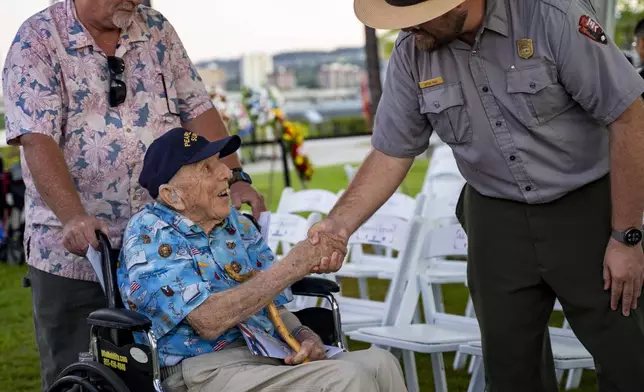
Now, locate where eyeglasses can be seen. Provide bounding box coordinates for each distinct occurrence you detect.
[107,56,126,107]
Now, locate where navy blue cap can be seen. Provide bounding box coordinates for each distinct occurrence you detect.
[139,128,241,199]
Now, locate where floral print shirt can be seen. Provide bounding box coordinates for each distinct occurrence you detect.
[2,0,213,280]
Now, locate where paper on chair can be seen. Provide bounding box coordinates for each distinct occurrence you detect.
[86,245,105,292]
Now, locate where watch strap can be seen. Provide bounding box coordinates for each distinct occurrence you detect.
[229,168,252,185]
[611,227,643,246]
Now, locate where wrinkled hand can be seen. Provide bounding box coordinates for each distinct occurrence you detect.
[230,181,266,219]
[284,328,326,365]
[603,238,644,316]
[307,217,349,274]
[62,214,110,257]
[290,233,347,274]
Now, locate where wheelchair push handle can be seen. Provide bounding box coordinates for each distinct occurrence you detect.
[94,230,119,309]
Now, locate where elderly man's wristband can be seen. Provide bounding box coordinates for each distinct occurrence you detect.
[229,168,252,186]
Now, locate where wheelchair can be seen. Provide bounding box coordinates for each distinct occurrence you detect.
[47,226,345,392]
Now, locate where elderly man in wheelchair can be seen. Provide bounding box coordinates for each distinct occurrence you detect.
[47,128,406,392]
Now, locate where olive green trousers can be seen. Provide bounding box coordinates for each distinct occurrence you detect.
[455,175,644,391]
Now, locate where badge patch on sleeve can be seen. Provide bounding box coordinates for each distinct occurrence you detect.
[578,15,607,45]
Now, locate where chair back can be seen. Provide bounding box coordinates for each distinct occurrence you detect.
[266,212,321,256]
[420,223,468,261]
[422,195,460,228]
[344,215,412,272]
[276,188,338,215]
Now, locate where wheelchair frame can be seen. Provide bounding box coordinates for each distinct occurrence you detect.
[48,227,345,392]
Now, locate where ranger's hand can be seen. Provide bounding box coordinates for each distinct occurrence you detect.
[603,238,644,316]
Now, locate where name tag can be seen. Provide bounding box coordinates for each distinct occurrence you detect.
[419,77,444,89]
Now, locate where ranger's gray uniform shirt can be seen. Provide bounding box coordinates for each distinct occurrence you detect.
[372,0,644,204]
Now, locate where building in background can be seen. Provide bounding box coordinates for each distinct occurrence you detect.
[240,53,274,89]
[266,66,296,90]
[317,63,365,89]
[196,65,227,92]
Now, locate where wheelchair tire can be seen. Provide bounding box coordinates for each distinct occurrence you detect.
[48,361,130,392]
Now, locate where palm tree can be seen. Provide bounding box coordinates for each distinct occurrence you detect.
[364,26,382,129]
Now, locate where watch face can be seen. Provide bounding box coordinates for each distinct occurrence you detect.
[625,229,643,245]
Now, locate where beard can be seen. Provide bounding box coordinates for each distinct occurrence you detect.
[111,9,134,29]
[414,8,468,52]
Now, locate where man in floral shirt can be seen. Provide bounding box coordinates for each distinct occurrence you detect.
[2,0,266,389]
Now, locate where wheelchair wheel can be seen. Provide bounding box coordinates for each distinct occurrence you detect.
[48,361,130,392]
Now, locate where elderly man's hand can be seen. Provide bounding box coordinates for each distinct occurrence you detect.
[307,217,350,273]
[284,327,326,365]
[230,181,266,220]
[290,232,348,274]
[62,213,110,256]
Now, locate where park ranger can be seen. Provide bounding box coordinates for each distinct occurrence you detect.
[307,0,644,390]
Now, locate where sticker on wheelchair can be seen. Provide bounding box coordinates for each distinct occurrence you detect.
[238,322,346,360]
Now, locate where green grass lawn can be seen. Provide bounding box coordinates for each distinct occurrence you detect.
[0,159,598,391]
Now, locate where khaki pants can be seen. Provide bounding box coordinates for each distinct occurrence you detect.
[163,346,407,392]
[456,175,644,391]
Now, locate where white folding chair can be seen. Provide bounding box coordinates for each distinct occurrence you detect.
[324,214,417,337]
[334,192,424,299]
[264,211,323,312]
[348,222,477,392]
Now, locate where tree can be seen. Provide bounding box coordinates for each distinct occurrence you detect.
[615,0,644,48]
[364,26,382,129]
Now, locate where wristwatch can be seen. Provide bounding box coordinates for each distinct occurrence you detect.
[611,227,643,247]
[229,168,252,186]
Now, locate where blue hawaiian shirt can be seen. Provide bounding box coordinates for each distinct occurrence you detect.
[117,203,292,367]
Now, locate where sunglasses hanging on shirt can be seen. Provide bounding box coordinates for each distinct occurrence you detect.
[107,56,127,107]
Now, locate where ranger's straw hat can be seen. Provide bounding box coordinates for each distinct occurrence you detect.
[354,0,466,29]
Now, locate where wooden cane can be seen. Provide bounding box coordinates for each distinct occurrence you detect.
[224,264,309,363]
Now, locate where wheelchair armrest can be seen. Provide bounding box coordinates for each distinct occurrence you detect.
[291,276,340,296]
[87,308,152,332]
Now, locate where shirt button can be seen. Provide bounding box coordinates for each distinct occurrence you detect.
[509,155,516,161]
[495,120,502,127]
[482,86,489,93]
[529,82,536,89]
[525,186,532,191]
[433,101,440,108]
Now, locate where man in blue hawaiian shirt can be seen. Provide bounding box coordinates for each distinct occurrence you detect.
[117,128,407,392]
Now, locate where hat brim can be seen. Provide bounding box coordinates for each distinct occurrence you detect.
[186,135,242,165]
[354,0,465,30]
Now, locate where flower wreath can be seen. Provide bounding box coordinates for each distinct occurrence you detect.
[239,87,314,182]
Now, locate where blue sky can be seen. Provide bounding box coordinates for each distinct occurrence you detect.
[0,0,369,62]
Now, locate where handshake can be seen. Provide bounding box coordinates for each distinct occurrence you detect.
[289,217,351,275]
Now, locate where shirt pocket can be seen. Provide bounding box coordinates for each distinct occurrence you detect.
[419,83,472,145]
[506,62,575,126]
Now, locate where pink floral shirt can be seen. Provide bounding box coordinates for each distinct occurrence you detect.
[1,0,213,281]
